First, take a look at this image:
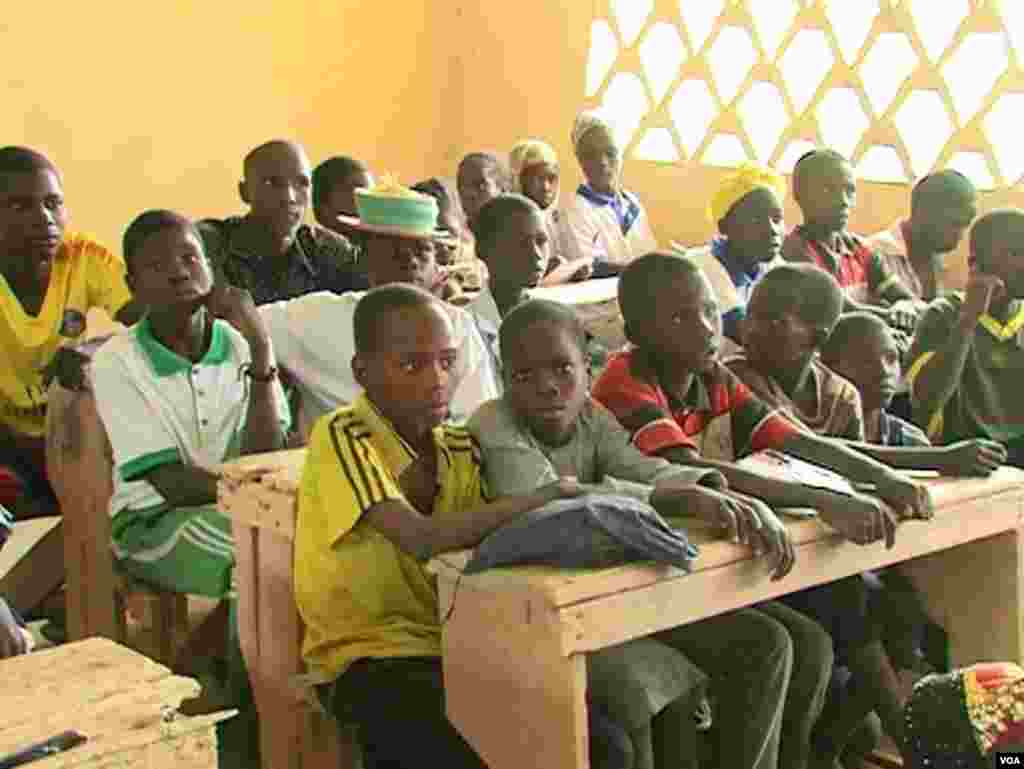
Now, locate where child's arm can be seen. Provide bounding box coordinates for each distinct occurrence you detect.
[207,286,288,455]
[909,275,1003,420]
[837,438,1006,477]
[658,446,897,547]
[366,479,591,561]
[777,432,932,519]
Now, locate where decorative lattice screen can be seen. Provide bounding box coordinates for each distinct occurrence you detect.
[584,0,1024,189]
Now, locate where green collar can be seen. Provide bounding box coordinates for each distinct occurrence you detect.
[135,314,231,377]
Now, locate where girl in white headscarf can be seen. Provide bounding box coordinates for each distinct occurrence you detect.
[563,111,658,277]
[509,139,591,285]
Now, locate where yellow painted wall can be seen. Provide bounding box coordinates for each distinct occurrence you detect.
[450,1,1024,291]
[5,0,1022,288]
[1,0,448,251]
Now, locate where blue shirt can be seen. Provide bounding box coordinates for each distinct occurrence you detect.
[712,237,772,343]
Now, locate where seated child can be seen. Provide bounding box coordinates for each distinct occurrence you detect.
[782,149,921,341]
[908,209,1024,467]
[411,178,475,302]
[0,146,143,517]
[260,186,500,434]
[866,170,977,302]
[727,264,1004,761]
[465,194,554,364]
[562,111,658,278]
[592,253,934,765]
[823,312,1006,472]
[509,139,591,284]
[731,265,1004,475]
[91,210,290,765]
[311,154,374,237]
[456,151,510,238]
[682,163,785,348]
[197,140,363,304]
[295,284,633,769]
[469,298,835,769]
[92,209,289,610]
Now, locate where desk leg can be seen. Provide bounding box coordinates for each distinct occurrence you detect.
[902,527,1024,665]
[442,587,588,769]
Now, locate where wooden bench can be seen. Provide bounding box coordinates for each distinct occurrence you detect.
[0,637,232,768]
[46,381,189,666]
[219,450,359,769]
[430,468,1024,769]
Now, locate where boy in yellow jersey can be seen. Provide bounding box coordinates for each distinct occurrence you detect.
[0,147,141,515]
[295,284,633,769]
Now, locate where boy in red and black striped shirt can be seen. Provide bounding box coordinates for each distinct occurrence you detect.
[593,252,935,765]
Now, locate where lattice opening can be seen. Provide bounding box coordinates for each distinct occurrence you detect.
[584,0,1024,188]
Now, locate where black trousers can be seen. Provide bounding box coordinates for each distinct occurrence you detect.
[319,656,635,769]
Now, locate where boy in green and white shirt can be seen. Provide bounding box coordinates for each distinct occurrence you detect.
[92,210,289,599]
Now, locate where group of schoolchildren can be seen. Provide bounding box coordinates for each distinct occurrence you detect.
[0,106,1023,769]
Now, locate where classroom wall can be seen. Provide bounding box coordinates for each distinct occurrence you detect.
[7,0,1023,287]
[449,1,1024,291]
[0,0,448,251]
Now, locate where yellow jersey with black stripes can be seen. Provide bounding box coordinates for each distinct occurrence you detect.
[294,393,485,680]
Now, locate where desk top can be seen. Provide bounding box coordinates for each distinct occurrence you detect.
[0,638,232,767]
[429,467,1024,608]
[221,450,1024,607]
[530,277,618,306]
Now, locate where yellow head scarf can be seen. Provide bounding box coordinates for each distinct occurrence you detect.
[571,111,613,155]
[708,163,786,224]
[509,140,559,194]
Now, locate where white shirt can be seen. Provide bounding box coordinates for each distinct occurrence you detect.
[465,286,504,375]
[562,190,658,270]
[92,318,290,516]
[260,291,501,434]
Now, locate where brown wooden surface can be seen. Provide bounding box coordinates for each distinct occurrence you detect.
[46,383,190,668]
[433,469,1024,769]
[0,516,63,616]
[221,457,359,769]
[0,638,231,768]
[221,451,1024,769]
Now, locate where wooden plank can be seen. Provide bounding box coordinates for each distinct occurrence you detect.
[432,469,1024,612]
[443,588,588,769]
[0,517,63,615]
[46,385,120,642]
[905,527,1024,666]
[556,490,1021,655]
[0,639,232,769]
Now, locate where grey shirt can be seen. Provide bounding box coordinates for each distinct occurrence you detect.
[467,398,717,502]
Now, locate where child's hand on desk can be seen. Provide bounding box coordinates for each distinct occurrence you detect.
[666,485,795,580]
[937,439,1007,477]
[818,493,898,548]
[876,473,933,520]
[726,491,796,581]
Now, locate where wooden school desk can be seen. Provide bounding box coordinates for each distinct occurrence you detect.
[531,277,623,349]
[0,637,232,768]
[430,468,1024,769]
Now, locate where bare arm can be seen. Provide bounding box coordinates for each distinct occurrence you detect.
[145,464,221,508]
[207,286,287,455]
[364,479,586,561]
[910,274,1002,417]
[838,438,1006,477]
[657,444,878,511]
[239,338,287,455]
